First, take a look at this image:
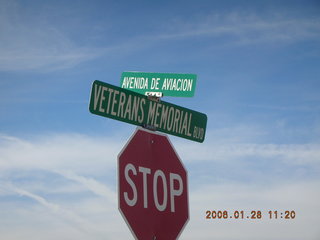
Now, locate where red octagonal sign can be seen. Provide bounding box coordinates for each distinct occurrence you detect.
[118,127,189,240]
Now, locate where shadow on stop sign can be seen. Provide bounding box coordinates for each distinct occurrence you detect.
[118,127,189,240]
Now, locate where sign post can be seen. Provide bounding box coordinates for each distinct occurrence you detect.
[118,127,189,240]
[89,80,207,143]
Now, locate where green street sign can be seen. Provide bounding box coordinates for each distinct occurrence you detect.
[120,72,197,97]
[89,80,207,143]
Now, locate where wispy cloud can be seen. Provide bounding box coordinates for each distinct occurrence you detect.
[179,141,320,165]
[2,2,318,72]
[156,12,320,45]
[0,181,119,240]
[0,133,121,173]
[0,1,104,72]
[0,133,127,239]
[0,131,319,239]
[55,170,117,203]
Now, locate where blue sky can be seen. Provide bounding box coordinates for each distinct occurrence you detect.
[0,0,320,239]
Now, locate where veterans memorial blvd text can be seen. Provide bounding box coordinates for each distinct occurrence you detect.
[89,80,207,142]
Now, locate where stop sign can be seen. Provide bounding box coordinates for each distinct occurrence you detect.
[118,127,189,240]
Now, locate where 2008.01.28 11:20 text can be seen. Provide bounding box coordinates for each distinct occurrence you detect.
[206,210,296,220]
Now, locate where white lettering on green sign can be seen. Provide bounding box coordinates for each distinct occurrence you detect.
[92,83,195,138]
[121,77,193,92]
[120,72,197,97]
[146,102,192,137]
[90,80,206,142]
[161,78,193,92]
[121,77,149,90]
[93,83,146,123]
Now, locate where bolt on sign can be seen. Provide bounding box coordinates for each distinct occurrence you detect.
[120,72,197,97]
[89,80,207,143]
